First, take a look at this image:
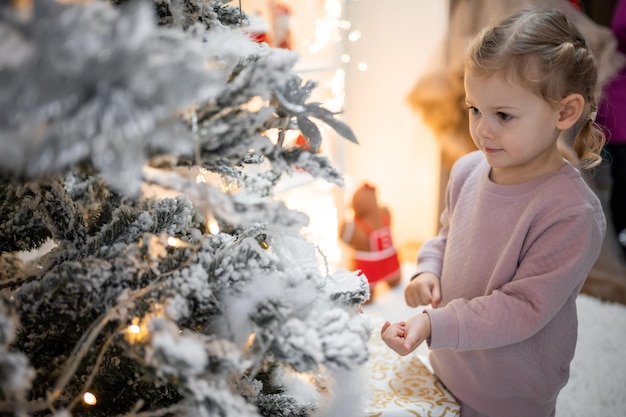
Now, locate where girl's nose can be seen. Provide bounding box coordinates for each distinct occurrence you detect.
[475,117,492,139]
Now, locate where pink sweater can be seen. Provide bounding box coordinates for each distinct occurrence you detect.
[416,151,606,417]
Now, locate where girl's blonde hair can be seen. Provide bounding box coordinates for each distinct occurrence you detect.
[465,7,605,169]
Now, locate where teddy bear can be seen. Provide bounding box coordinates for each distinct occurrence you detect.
[339,183,402,300]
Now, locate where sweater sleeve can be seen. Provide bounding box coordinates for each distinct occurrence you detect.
[414,209,448,279]
[427,203,605,351]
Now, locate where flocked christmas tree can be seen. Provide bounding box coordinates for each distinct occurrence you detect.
[0,1,371,416]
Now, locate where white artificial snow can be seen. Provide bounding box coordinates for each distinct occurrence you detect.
[0,351,34,399]
[147,319,207,377]
[273,366,321,407]
[165,293,190,321]
[314,367,369,417]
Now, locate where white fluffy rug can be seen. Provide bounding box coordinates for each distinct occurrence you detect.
[556,294,626,416]
[363,263,626,416]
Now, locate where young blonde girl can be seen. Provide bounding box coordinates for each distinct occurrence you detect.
[382,8,606,417]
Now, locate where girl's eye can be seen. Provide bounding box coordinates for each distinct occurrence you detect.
[468,106,480,115]
[497,112,512,121]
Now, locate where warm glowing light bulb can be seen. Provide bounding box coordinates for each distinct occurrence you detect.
[246,332,256,349]
[126,317,150,344]
[167,236,182,247]
[348,30,361,42]
[357,62,368,71]
[220,176,240,193]
[208,219,220,235]
[341,54,351,63]
[83,392,97,406]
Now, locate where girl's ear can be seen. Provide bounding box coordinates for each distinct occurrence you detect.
[556,93,585,130]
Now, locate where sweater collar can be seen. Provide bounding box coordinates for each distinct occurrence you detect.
[480,156,578,196]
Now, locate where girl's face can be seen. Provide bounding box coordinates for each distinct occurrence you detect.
[464,72,565,185]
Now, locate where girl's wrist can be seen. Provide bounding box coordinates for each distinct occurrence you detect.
[423,311,432,341]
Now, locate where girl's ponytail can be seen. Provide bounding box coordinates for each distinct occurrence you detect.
[574,108,606,170]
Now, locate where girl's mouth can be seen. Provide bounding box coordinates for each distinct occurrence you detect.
[484,147,502,154]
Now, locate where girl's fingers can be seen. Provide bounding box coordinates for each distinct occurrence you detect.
[431,285,441,308]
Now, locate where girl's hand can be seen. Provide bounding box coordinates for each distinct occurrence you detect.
[381,313,431,356]
[405,272,441,308]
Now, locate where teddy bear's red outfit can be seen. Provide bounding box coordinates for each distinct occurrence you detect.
[350,213,401,286]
